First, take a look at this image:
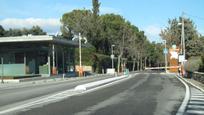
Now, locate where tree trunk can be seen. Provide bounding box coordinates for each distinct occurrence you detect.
[132,59,136,71]
[148,58,151,67]
[117,54,122,73]
[137,53,140,71]
[144,57,147,69]
[140,55,143,71]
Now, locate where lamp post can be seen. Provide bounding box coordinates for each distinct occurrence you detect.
[72,33,87,76]
[111,44,115,69]
[178,12,185,76]
[163,40,168,73]
[178,12,185,60]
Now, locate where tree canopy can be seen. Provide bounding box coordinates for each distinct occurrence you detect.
[60,0,166,72]
[0,25,46,37]
[160,17,203,59]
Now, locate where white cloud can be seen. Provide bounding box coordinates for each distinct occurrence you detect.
[0,18,61,34]
[144,25,162,42]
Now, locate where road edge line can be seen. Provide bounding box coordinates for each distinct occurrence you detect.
[176,75,190,115]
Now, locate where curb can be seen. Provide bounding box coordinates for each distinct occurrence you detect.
[176,75,190,115]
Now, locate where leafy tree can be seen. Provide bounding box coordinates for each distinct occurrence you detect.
[186,38,204,58]
[60,4,161,72]
[5,28,22,36]
[160,17,199,59]
[61,9,92,40]
[92,0,100,18]
[160,17,198,47]
[2,26,46,37]
[30,26,46,35]
[0,25,5,37]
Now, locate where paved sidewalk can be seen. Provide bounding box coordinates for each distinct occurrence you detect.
[0,74,115,89]
[182,77,204,92]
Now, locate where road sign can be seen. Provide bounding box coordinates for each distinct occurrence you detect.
[179,55,185,62]
[163,48,168,54]
[111,54,114,59]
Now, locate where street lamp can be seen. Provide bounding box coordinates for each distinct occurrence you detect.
[111,44,115,68]
[163,40,168,73]
[178,13,185,60]
[72,33,87,76]
[178,12,186,76]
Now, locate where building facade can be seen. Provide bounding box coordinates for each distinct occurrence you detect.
[0,35,77,78]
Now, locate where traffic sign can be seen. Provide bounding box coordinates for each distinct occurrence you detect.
[111,54,114,59]
[179,55,185,62]
[163,48,168,54]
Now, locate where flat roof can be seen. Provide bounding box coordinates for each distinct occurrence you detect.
[0,35,78,46]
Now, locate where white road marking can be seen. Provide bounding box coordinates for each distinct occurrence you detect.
[188,105,204,109]
[176,75,190,115]
[189,101,204,105]
[186,110,204,114]
[192,94,204,97]
[190,98,204,101]
[0,89,80,114]
[0,74,136,115]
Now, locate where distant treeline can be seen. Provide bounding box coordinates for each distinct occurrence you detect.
[0,25,46,37]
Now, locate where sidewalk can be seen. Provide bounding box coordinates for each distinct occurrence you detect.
[182,76,204,92]
[0,74,114,89]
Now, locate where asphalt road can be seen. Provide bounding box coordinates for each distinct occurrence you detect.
[17,73,185,115]
[0,75,114,108]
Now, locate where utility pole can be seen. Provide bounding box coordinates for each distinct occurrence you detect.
[181,12,185,60]
[79,33,82,68]
[163,40,167,73]
[111,44,115,69]
[52,44,56,75]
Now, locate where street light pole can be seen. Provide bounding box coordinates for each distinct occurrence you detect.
[178,12,186,76]
[163,40,167,73]
[111,45,115,69]
[181,12,185,60]
[72,33,87,76]
[79,33,82,68]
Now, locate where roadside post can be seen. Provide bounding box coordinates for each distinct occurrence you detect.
[163,40,168,73]
[1,57,4,83]
[111,44,115,69]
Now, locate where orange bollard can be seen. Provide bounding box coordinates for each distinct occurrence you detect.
[52,67,57,75]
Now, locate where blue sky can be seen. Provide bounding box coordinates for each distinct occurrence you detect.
[0,0,203,42]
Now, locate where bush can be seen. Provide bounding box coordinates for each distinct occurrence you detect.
[184,56,202,73]
[199,54,204,72]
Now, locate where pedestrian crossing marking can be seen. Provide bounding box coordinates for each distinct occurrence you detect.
[185,88,204,115]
